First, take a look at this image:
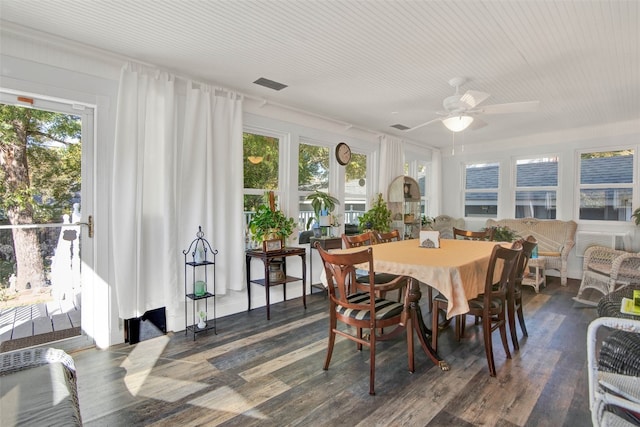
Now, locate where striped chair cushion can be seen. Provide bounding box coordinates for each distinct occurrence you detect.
[336,293,404,320]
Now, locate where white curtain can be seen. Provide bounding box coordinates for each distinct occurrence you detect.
[431,148,442,216]
[179,82,244,294]
[378,135,405,198]
[111,63,178,319]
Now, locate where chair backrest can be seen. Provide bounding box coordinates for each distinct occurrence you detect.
[316,245,377,310]
[483,242,522,301]
[374,229,401,244]
[342,232,375,248]
[453,227,495,241]
[516,236,538,283]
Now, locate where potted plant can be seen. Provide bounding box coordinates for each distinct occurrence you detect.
[358,193,392,233]
[248,204,296,246]
[305,190,340,230]
[197,311,207,329]
[488,225,518,242]
[632,207,640,226]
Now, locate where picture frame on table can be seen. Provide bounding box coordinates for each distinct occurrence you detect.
[263,239,283,252]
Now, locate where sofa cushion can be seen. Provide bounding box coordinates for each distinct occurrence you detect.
[0,362,82,426]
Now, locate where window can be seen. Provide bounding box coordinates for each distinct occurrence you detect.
[464,162,499,217]
[405,159,431,219]
[514,157,558,219]
[243,131,280,225]
[344,152,367,226]
[298,142,330,229]
[579,149,634,221]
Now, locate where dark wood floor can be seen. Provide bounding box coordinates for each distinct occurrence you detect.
[69,276,597,426]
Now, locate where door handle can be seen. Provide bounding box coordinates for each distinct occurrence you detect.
[75,215,93,238]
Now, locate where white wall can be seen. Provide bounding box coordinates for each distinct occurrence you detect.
[1,26,402,347]
[439,124,640,280]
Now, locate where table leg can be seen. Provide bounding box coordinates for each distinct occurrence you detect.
[300,254,307,309]
[406,278,449,371]
[246,255,251,312]
[264,259,271,320]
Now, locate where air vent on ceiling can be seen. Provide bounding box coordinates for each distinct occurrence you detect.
[390,124,410,131]
[253,77,288,91]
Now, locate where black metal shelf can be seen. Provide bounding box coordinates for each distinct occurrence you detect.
[183,226,218,341]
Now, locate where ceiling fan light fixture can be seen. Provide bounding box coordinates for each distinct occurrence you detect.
[442,115,474,132]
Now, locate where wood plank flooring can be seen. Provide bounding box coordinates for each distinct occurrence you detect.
[70,276,597,426]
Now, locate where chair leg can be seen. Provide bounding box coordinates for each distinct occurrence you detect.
[369,333,376,395]
[357,327,363,351]
[508,298,519,351]
[324,322,337,371]
[406,317,415,373]
[517,301,528,337]
[427,286,433,312]
[499,314,512,361]
[482,315,496,377]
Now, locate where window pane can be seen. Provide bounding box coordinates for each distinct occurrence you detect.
[580,188,633,221]
[580,151,633,184]
[464,192,497,217]
[298,143,329,191]
[465,163,499,189]
[515,190,556,219]
[243,132,279,189]
[345,152,367,226]
[516,158,558,187]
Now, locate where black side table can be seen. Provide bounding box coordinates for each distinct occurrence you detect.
[246,247,306,320]
[309,237,342,295]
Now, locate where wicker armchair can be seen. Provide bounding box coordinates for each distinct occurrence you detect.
[574,246,640,305]
[0,347,82,426]
[588,317,640,427]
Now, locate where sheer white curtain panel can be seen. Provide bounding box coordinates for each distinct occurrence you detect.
[378,135,405,197]
[179,82,244,294]
[111,63,178,319]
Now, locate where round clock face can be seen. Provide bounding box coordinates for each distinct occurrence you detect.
[335,142,352,165]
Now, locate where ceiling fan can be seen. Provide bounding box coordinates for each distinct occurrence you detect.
[406,77,540,132]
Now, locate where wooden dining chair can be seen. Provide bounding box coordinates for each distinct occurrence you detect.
[431,242,522,376]
[316,245,410,395]
[508,236,537,350]
[342,232,407,302]
[373,229,401,245]
[453,227,495,241]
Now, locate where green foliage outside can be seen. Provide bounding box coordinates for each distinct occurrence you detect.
[0,103,81,289]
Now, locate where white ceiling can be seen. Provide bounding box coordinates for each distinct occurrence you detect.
[1,0,639,148]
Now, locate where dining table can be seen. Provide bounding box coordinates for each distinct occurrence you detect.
[325,237,501,371]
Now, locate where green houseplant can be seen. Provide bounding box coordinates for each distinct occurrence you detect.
[305,190,340,230]
[358,193,392,233]
[632,207,640,226]
[248,204,296,245]
[488,225,518,242]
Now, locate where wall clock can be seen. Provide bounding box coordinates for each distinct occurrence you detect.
[335,142,352,166]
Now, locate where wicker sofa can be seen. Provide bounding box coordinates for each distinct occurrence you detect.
[486,218,577,285]
[0,347,82,426]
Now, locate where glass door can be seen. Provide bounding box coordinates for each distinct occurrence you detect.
[0,91,94,351]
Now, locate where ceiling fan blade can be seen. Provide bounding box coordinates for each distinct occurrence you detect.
[477,100,540,115]
[460,90,490,109]
[469,117,488,130]
[405,117,442,132]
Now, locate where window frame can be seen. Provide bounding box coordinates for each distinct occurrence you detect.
[512,155,560,219]
[463,160,500,219]
[576,147,636,223]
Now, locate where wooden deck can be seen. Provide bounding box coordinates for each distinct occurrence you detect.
[0,296,81,352]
